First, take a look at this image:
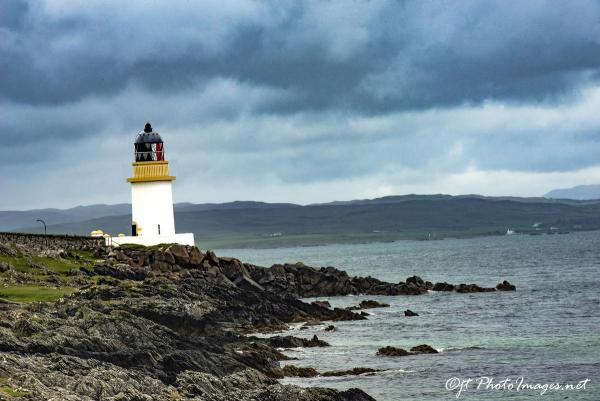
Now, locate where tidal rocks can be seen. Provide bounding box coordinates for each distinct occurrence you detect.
[281,365,319,378]
[432,282,455,291]
[496,280,516,291]
[404,309,419,316]
[431,282,498,293]
[410,344,438,354]
[321,367,381,377]
[376,346,411,357]
[377,344,438,356]
[348,300,391,310]
[266,335,330,348]
[249,264,429,297]
[324,324,336,332]
[311,300,331,308]
[455,283,496,293]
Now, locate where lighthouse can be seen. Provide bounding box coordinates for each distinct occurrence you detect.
[110,123,194,247]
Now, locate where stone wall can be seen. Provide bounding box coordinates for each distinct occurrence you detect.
[0,232,104,251]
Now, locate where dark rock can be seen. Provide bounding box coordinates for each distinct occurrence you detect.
[206,250,220,266]
[405,275,426,288]
[376,346,411,357]
[324,325,336,332]
[336,388,377,401]
[349,299,390,310]
[0,261,12,272]
[455,283,496,293]
[410,344,438,354]
[94,263,149,281]
[404,309,419,316]
[188,247,205,267]
[167,244,190,266]
[307,335,329,347]
[432,282,455,291]
[321,367,381,377]
[312,300,331,308]
[266,335,329,348]
[281,365,318,378]
[496,280,516,291]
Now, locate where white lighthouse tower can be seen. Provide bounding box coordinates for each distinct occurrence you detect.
[111,123,194,247]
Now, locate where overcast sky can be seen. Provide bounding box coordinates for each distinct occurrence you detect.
[2,0,600,210]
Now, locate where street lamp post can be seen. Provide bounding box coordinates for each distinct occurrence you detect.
[36,219,47,235]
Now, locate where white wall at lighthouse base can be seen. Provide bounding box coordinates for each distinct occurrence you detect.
[131,181,176,237]
[108,233,195,247]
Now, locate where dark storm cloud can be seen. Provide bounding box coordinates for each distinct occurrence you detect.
[3,0,600,110]
[2,0,600,209]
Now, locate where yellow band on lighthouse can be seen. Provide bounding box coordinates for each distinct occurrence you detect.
[127,160,176,183]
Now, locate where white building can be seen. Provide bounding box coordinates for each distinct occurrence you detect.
[109,123,194,247]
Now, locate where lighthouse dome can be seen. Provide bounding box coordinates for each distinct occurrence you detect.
[134,123,165,161]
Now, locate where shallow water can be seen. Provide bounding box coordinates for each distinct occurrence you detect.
[220,231,600,400]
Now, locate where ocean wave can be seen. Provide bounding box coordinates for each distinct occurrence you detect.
[443,346,484,352]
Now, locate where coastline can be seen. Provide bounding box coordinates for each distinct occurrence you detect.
[0,241,514,400]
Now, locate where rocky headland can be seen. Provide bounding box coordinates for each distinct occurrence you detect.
[0,241,515,400]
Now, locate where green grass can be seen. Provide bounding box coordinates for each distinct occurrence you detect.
[0,285,74,302]
[0,377,28,397]
[0,254,32,273]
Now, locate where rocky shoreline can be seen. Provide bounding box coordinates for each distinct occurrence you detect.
[0,243,515,400]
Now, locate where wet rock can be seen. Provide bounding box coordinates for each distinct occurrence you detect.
[376,346,411,357]
[432,282,455,291]
[324,325,336,332]
[306,335,329,347]
[265,335,330,349]
[455,283,496,293]
[311,300,331,308]
[354,300,390,309]
[321,367,381,377]
[410,344,438,354]
[496,280,516,291]
[281,365,318,378]
[404,309,419,316]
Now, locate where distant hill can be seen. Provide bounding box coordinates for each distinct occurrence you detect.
[4,195,600,248]
[0,201,299,231]
[545,185,600,200]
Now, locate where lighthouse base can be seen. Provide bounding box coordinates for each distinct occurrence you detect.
[107,233,195,247]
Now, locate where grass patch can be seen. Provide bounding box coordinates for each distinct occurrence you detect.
[0,377,28,397]
[117,243,147,250]
[33,256,76,274]
[0,285,74,302]
[0,254,32,273]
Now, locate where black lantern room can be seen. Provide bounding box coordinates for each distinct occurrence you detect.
[134,123,164,162]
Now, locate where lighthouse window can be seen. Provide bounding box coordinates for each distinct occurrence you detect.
[158,224,161,235]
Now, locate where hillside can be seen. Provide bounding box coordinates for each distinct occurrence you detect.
[6,195,600,248]
[545,184,600,200]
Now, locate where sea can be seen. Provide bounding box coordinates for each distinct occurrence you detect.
[219,231,600,400]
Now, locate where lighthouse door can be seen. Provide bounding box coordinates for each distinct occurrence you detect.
[132,223,138,236]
